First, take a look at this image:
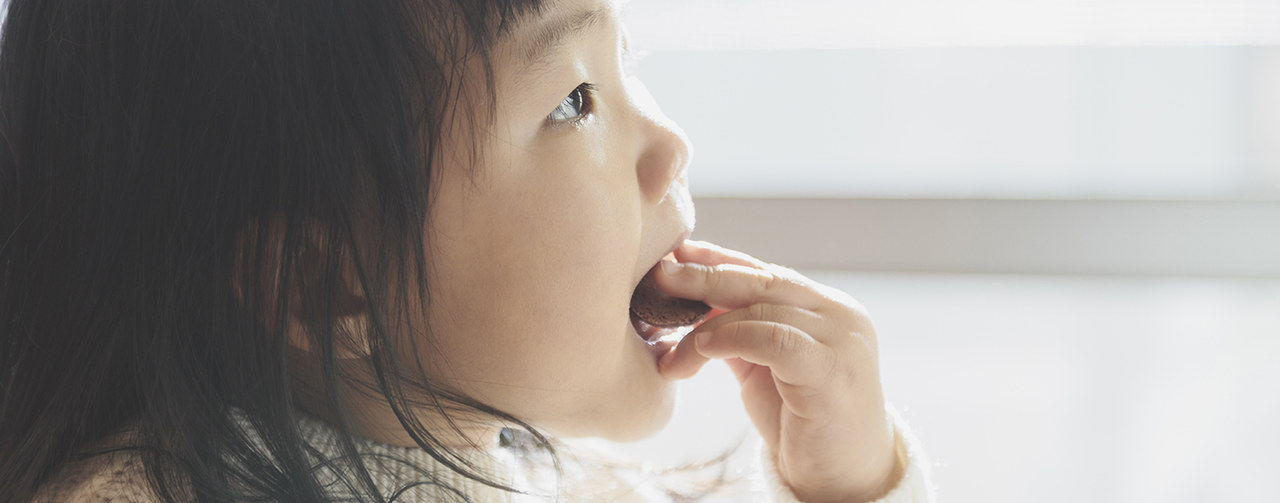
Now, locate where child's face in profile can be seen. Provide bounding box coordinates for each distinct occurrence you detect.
[423,0,694,441]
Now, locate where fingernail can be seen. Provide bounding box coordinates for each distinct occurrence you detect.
[695,331,710,347]
[660,260,681,275]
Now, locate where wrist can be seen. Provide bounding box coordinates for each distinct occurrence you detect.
[788,425,907,503]
[846,426,908,503]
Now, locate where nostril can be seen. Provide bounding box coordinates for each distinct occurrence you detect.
[636,126,690,203]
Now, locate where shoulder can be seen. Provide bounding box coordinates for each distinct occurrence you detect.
[32,448,160,503]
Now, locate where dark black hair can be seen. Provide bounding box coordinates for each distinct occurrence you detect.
[0,0,553,501]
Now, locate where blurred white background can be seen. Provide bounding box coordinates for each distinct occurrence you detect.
[611,1,1280,502]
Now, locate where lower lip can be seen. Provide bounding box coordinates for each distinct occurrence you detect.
[632,322,690,363]
[645,337,678,362]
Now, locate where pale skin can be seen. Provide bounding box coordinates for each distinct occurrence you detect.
[291,0,903,501]
[657,241,902,502]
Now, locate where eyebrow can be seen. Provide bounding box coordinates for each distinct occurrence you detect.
[515,7,611,76]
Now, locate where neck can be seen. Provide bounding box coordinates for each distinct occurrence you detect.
[288,348,505,451]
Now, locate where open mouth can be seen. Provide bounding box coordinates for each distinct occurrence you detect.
[629,261,711,345]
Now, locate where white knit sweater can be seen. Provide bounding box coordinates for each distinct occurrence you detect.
[34,412,935,502]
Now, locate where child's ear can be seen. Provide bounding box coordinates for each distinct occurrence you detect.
[234,217,373,360]
[287,225,372,360]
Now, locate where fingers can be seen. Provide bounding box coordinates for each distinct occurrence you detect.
[723,357,756,384]
[655,260,826,312]
[709,321,833,382]
[736,363,784,453]
[657,242,874,397]
[658,333,712,380]
[673,240,768,269]
[659,304,837,386]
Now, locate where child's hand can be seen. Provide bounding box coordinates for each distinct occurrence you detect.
[657,241,902,503]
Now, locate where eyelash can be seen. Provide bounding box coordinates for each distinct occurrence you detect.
[545,82,597,126]
[542,44,643,128]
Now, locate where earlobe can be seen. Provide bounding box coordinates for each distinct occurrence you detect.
[234,216,375,360]
[289,291,373,361]
[286,233,374,360]
[300,310,373,361]
[285,298,373,361]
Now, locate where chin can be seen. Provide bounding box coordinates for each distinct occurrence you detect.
[602,377,680,442]
[549,375,678,442]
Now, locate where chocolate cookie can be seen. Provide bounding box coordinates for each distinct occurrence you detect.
[629,274,710,328]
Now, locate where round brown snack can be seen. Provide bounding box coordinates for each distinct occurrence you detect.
[629,273,711,328]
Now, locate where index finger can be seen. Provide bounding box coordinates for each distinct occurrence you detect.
[674,240,768,269]
[654,260,827,312]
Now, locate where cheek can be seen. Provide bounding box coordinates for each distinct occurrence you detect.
[424,158,640,382]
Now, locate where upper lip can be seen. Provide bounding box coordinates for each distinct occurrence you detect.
[665,229,693,261]
[632,229,694,292]
[640,229,692,283]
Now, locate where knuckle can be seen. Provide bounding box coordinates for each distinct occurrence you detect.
[724,320,748,341]
[830,296,875,332]
[769,263,804,281]
[769,323,798,354]
[820,345,843,380]
[702,265,723,292]
[747,302,771,320]
[721,319,747,343]
[761,272,791,295]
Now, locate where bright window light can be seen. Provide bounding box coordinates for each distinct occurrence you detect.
[624,1,1280,199]
[626,0,1280,50]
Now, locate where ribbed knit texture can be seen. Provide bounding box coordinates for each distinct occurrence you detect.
[34,411,934,502]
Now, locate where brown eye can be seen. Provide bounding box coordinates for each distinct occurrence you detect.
[546,83,596,124]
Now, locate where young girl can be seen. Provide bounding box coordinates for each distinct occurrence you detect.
[0,0,933,501]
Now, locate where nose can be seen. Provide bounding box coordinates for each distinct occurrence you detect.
[629,79,692,204]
